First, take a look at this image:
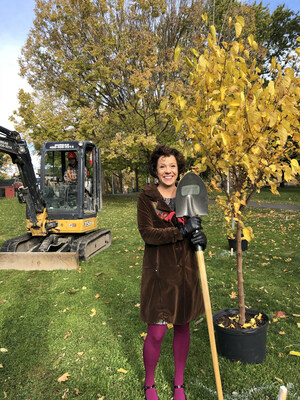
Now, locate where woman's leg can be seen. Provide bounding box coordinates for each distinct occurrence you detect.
[143,324,167,400]
[173,323,190,400]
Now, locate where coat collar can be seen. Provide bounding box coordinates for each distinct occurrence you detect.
[142,184,173,211]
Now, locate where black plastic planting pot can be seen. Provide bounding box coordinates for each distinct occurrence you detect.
[213,308,269,364]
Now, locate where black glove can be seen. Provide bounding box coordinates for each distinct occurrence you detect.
[178,216,203,238]
[190,230,207,251]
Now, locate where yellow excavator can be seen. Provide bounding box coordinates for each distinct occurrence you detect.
[0,126,111,270]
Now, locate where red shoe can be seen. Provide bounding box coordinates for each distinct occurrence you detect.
[174,384,187,400]
[144,384,159,400]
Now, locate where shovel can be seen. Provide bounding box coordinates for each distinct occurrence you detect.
[176,172,223,400]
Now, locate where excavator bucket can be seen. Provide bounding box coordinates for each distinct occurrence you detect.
[0,252,79,271]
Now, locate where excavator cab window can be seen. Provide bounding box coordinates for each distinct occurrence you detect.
[43,150,78,210]
[40,141,101,219]
[83,148,95,212]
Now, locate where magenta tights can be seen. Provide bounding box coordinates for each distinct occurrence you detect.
[143,323,190,400]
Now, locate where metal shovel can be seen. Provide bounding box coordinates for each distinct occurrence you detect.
[176,172,223,400]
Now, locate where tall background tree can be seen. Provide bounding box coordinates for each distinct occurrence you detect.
[11,0,299,191]
[0,154,10,180]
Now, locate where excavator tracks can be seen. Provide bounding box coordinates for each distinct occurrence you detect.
[70,229,111,260]
[0,229,111,265]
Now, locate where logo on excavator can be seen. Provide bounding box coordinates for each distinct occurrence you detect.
[84,220,94,227]
[0,140,13,150]
[49,143,75,149]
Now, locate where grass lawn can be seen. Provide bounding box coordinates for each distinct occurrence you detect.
[0,195,299,400]
[208,185,300,205]
[251,186,300,205]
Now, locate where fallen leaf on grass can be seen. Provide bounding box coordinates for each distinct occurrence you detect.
[68,289,79,295]
[278,331,286,335]
[95,294,100,299]
[90,308,96,317]
[58,372,70,382]
[64,332,71,339]
[141,332,147,340]
[297,323,300,328]
[230,291,237,299]
[274,311,287,318]
[74,388,79,395]
[117,368,128,374]
[275,377,284,384]
[0,348,8,353]
[289,351,300,357]
[0,364,3,368]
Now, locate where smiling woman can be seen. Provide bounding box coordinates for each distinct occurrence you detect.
[137,144,208,400]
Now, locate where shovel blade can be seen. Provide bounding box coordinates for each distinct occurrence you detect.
[176,172,208,217]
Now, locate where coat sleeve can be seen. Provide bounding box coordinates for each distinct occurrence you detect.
[137,194,183,245]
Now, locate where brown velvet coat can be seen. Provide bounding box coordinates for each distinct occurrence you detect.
[137,184,204,325]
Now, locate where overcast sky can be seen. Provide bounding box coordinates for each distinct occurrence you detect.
[0,0,299,132]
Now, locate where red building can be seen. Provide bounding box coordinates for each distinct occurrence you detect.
[0,180,17,198]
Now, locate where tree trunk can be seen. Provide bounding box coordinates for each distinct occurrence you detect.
[135,168,139,192]
[105,175,112,194]
[236,219,246,325]
[118,170,123,194]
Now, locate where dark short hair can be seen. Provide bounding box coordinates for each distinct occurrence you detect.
[148,144,185,178]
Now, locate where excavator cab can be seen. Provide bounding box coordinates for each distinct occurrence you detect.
[40,141,102,222]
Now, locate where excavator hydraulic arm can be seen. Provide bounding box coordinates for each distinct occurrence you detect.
[0,125,47,227]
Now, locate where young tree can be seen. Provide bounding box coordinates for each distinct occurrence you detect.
[164,16,300,325]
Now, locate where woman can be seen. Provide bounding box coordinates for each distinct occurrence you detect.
[137,144,207,400]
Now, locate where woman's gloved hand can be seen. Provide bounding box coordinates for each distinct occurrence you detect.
[177,216,203,238]
[190,230,207,251]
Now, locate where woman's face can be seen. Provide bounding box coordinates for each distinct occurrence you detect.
[156,155,178,187]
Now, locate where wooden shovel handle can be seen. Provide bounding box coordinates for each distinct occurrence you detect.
[196,249,224,400]
[278,386,288,400]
